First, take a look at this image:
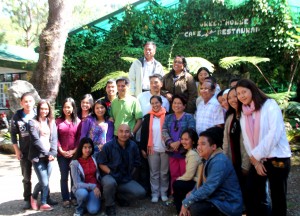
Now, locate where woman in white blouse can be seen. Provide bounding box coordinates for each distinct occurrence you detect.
[236,79,291,216]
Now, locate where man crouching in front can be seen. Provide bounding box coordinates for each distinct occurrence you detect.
[180,127,243,216]
[96,124,146,216]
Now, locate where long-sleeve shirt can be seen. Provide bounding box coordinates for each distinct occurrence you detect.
[56,117,81,156]
[10,109,36,155]
[80,116,114,146]
[240,99,291,161]
[177,149,201,181]
[28,119,57,161]
[96,137,141,184]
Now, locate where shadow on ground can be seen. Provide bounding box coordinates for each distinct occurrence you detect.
[0,192,177,216]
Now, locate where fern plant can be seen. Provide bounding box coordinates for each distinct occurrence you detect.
[92,71,128,92]
[219,56,276,93]
[185,57,215,75]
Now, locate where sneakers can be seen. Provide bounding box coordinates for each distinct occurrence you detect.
[161,195,168,202]
[23,200,31,210]
[47,198,58,205]
[106,205,116,216]
[40,204,53,211]
[151,197,159,203]
[30,196,38,210]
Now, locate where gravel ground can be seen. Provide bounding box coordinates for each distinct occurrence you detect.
[0,152,299,216]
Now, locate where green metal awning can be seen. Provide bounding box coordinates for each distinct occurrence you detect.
[68,0,181,36]
[68,0,299,37]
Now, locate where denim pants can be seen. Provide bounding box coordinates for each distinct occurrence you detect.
[20,156,32,201]
[101,175,146,207]
[57,156,74,201]
[32,158,53,204]
[75,188,101,215]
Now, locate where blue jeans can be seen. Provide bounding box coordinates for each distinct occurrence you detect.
[57,156,74,201]
[32,158,53,204]
[75,188,101,215]
[20,156,32,201]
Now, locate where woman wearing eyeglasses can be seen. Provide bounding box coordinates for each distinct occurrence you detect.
[162,56,198,114]
[222,87,250,213]
[162,94,196,195]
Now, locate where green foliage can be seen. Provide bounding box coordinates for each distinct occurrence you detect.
[285,101,300,120]
[2,131,11,141]
[219,56,270,69]
[91,71,128,92]
[0,32,5,44]
[185,57,215,75]
[121,57,137,64]
[1,0,48,47]
[62,0,300,101]
[268,92,293,110]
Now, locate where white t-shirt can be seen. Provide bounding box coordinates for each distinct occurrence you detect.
[142,60,154,90]
[152,116,165,152]
[137,91,170,116]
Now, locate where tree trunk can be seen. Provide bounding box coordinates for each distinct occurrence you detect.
[31,0,73,103]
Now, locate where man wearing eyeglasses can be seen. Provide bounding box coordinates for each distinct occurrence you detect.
[195,81,224,135]
[129,41,164,97]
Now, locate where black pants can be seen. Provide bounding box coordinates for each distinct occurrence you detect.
[20,156,32,201]
[173,180,195,213]
[246,157,290,216]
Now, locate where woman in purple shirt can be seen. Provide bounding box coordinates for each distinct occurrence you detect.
[162,94,196,194]
[80,99,114,153]
[56,97,81,208]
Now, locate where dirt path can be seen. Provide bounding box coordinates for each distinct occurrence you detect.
[0,152,299,216]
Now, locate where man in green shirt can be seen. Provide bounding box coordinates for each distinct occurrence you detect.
[110,77,143,137]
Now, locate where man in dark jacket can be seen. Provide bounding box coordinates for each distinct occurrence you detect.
[11,92,36,209]
[97,124,146,216]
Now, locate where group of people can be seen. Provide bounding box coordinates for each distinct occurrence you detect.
[10,41,291,216]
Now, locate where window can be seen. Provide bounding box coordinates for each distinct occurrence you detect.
[0,82,11,109]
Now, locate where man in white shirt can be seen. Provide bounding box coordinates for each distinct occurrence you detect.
[195,81,224,135]
[137,74,170,116]
[129,41,164,96]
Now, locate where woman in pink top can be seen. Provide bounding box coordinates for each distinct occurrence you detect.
[56,97,81,208]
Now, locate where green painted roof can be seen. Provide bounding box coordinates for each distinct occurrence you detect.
[0,44,38,62]
[69,0,299,38]
[69,0,180,36]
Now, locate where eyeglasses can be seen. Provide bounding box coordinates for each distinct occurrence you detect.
[174,60,183,64]
[200,88,212,91]
[174,120,179,132]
